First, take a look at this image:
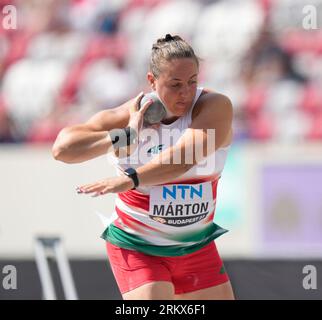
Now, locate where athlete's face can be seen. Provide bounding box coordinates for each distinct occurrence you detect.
[147,58,199,117]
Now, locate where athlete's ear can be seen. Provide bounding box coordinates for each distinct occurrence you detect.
[147,72,156,90]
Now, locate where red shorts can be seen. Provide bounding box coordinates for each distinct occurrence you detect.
[105,241,229,295]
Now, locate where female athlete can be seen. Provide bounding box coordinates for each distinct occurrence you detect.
[52,34,234,300]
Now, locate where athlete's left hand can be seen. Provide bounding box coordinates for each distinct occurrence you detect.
[76,174,134,197]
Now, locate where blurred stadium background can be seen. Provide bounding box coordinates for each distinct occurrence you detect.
[0,0,321,299]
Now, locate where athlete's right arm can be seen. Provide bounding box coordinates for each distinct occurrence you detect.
[52,100,132,164]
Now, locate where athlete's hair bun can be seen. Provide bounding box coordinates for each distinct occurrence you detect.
[165,34,174,42]
[150,34,200,78]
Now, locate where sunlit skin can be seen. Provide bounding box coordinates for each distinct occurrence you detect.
[56,50,234,300]
[76,58,202,196]
[147,58,199,123]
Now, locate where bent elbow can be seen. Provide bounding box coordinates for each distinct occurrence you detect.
[52,146,81,164]
[52,129,70,162]
[52,146,64,161]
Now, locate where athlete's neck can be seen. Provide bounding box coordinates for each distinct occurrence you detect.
[161,116,179,124]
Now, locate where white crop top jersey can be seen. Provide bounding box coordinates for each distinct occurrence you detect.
[101,87,231,256]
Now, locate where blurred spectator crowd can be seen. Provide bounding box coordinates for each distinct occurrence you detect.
[0,0,321,144]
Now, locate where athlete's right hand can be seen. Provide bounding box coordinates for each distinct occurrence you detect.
[127,92,160,135]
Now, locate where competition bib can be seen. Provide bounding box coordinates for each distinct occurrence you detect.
[149,182,214,227]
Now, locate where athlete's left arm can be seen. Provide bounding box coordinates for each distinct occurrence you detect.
[77,93,233,195]
[135,93,233,186]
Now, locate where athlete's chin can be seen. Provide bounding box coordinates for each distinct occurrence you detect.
[173,110,187,117]
[174,103,190,114]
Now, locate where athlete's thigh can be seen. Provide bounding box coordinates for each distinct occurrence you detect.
[123,281,175,300]
[174,281,235,300]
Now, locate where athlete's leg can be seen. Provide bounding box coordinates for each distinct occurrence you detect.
[174,281,235,300]
[106,242,175,300]
[171,241,234,299]
[122,281,175,300]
